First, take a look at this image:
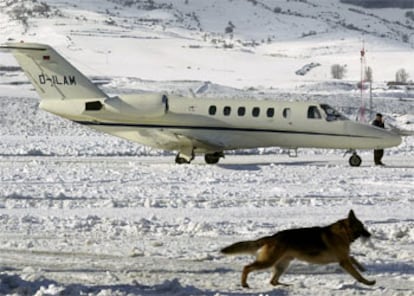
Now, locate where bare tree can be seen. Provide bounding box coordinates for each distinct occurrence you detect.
[365,66,373,82]
[396,68,409,83]
[225,21,235,34]
[331,64,347,79]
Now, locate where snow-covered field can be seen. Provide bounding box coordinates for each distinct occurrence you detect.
[1,0,414,295]
[1,152,414,296]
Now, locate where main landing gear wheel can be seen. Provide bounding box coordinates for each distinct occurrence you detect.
[349,153,362,167]
[204,152,224,164]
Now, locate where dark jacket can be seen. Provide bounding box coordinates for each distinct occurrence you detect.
[372,119,384,129]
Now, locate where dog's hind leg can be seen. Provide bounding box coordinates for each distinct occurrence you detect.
[241,260,274,288]
[340,258,376,286]
[270,257,292,286]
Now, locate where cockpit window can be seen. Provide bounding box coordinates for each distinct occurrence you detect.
[307,106,322,119]
[320,104,348,121]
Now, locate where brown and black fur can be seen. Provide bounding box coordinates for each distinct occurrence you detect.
[221,210,375,288]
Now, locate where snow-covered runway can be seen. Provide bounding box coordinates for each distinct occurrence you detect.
[1,154,413,295]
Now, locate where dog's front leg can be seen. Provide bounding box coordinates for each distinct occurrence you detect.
[350,256,366,272]
[340,258,376,286]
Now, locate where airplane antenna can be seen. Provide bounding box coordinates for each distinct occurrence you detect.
[189,88,196,98]
[357,39,366,122]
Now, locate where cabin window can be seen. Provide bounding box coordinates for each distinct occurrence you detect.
[266,107,274,118]
[307,106,322,119]
[252,107,260,117]
[223,106,231,116]
[237,106,246,116]
[283,108,291,119]
[209,105,217,115]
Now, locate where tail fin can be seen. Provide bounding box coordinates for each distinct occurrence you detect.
[0,42,107,100]
[221,239,266,255]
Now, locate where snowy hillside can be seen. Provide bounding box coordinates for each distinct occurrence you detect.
[0,1,414,296]
[1,0,414,88]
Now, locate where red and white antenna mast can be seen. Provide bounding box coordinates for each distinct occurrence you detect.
[358,39,367,122]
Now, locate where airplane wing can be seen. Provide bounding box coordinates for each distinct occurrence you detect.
[387,124,414,136]
[134,128,225,153]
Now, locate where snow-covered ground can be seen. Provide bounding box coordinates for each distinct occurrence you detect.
[1,0,414,295]
[0,153,414,296]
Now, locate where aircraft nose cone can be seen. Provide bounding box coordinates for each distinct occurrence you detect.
[379,129,402,148]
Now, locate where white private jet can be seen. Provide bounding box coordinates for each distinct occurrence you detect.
[0,42,402,166]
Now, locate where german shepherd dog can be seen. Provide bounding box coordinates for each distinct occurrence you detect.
[221,210,375,288]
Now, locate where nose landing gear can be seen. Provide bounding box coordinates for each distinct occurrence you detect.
[175,148,195,164]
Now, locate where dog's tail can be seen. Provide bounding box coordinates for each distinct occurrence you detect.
[221,237,270,255]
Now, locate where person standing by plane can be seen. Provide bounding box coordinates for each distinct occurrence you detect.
[372,113,385,165]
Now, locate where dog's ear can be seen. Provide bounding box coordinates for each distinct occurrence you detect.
[348,209,356,220]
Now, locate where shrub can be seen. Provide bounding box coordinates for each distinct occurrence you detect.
[331,64,347,79]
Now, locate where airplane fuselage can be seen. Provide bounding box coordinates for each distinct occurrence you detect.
[39,93,401,164]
